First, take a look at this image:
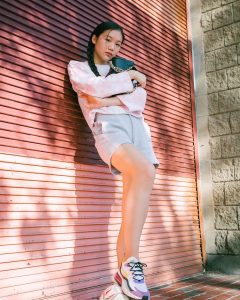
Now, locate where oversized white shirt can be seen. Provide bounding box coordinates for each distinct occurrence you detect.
[67,60,147,130]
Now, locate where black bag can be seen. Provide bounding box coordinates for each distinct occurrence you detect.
[109,56,138,89]
[109,56,137,72]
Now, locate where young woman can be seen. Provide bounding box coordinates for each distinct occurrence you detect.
[68,20,159,300]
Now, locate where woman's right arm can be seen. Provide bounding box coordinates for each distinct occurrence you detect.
[127,70,147,89]
[68,60,136,98]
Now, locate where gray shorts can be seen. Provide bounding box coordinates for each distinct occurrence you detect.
[92,113,160,175]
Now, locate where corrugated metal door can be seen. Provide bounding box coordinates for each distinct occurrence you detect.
[0,0,203,299]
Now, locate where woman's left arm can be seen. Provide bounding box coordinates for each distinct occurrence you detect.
[116,87,147,112]
[80,93,122,110]
[81,87,147,112]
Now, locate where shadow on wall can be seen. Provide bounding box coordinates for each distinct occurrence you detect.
[0,0,201,299]
[206,228,240,274]
[1,0,100,164]
[1,1,104,299]
[206,255,240,275]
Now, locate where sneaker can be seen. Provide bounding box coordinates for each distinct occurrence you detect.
[114,270,122,286]
[114,256,150,300]
[99,282,130,300]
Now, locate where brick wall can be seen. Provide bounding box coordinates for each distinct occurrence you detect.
[201,0,240,256]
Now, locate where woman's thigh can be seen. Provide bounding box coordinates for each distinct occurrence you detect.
[111,143,156,177]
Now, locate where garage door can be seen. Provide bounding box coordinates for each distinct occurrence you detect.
[0,0,203,299]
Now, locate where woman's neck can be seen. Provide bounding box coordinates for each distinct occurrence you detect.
[95,62,109,65]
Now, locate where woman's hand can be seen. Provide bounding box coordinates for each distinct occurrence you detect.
[128,70,146,88]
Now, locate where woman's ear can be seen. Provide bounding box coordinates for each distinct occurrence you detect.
[92,34,97,45]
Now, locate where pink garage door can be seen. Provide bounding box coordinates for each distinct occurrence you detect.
[0,0,203,299]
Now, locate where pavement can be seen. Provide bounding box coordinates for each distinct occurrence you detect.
[150,272,240,299]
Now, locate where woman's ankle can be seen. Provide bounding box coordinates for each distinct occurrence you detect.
[123,254,139,261]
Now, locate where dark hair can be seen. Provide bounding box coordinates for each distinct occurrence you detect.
[87,21,125,77]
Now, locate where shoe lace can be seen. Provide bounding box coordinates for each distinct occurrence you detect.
[127,261,147,281]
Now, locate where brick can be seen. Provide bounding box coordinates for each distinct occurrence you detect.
[215,45,237,69]
[227,65,240,88]
[215,230,228,253]
[233,1,240,22]
[151,296,167,300]
[202,11,213,32]
[221,134,240,157]
[202,0,222,12]
[190,294,213,300]
[219,88,240,112]
[208,93,219,114]
[238,207,240,227]
[212,5,233,29]
[213,182,225,204]
[230,111,240,133]
[184,288,205,297]
[227,231,240,254]
[212,294,238,300]
[225,181,240,204]
[160,290,185,297]
[150,274,240,299]
[235,158,240,180]
[215,206,238,229]
[208,113,231,136]
[238,43,240,60]
[222,0,236,4]
[211,158,234,182]
[206,70,228,93]
[205,51,216,72]
[210,137,222,159]
[204,28,224,51]
[224,21,240,45]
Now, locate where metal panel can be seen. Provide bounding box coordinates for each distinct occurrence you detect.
[0,0,203,299]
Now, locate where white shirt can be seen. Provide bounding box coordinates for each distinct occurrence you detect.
[67,60,147,130]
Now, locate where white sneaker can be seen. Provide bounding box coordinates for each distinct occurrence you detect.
[117,256,150,300]
[99,282,130,300]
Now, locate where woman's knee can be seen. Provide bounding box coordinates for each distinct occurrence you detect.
[131,161,156,182]
[119,158,156,184]
[111,144,156,181]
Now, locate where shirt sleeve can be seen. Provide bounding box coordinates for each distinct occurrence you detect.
[67,60,135,98]
[116,87,147,113]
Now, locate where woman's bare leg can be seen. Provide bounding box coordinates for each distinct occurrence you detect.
[112,144,156,268]
[116,173,131,268]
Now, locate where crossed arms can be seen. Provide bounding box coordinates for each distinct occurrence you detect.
[68,60,147,113]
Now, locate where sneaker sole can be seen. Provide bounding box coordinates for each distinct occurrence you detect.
[99,284,131,300]
[114,271,122,286]
[118,269,149,300]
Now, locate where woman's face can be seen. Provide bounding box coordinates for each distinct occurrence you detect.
[92,29,123,64]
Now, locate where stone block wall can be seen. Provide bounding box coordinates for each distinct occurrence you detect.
[201,0,240,256]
